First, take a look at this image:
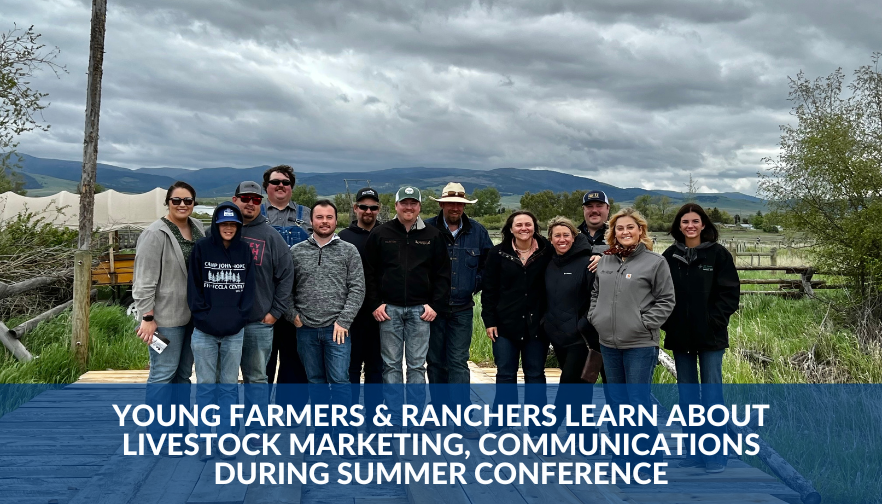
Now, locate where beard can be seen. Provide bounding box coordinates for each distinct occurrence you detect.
[314,226,334,239]
[359,214,376,226]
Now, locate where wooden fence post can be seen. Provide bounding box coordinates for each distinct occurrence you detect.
[770,247,778,266]
[72,0,108,368]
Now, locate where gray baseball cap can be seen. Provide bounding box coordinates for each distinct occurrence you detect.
[235,181,263,196]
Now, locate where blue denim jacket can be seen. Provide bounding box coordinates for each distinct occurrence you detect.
[425,213,494,310]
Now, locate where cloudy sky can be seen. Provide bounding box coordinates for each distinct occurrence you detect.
[4,0,881,194]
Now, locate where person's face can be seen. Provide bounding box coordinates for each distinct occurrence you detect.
[167,188,195,220]
[511,214,535,242]
[614,216,642,247]
[218,222,238,241]
[680,212,705,241]
[267,172,292,203]
[312,204,338,238]
[395,199,420,222]
[583,201,610,228]
[354,198,380,227]
[551,225,575,255]
[232,193,262,220]
[440,202,465,224]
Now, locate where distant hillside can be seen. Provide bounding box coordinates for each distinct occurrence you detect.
[15,154,766,214]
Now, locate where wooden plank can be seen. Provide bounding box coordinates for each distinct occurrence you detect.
[67,444,162,504]
[0,455,108,467]
[619,482,800,504]
[243,426,305,504]
[456,437,529,504]
[187,450,258,503]
[0,488,79,504]
[0,465,98,478]
[0,477,91,490]
[127,453,206,504]
[626,493,787,503]
[395,432,471,504]
[661,467,779,483]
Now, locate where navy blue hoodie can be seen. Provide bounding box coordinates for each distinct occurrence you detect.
[187,202,256,336]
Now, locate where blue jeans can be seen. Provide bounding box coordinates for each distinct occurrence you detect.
[145,324,193,435]
[297,324,352,417]
[241,321,275,434]
[600,344,661,463]
[380,305,431,423]
[492,336,548,425]
[349,309,383,414]
[191,327,244,436]
[427,307,474,408]
[674,349,727,466]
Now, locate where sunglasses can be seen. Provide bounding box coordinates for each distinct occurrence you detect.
[357,204,380,211]
[267,179,292,186]
[168,197,194,206]
[237,195,263,204]
[444,191,466,198]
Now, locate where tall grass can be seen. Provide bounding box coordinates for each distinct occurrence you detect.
[0,303,145,384]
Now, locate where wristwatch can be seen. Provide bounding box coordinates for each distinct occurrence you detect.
[142,315,155,322]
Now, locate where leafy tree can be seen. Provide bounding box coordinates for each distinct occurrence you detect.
[752,211,765,230]
[419,188,440,218]
[290,184,318,208]
[1,24,66,194]
[759,54,882,294]
[469,186,501,217]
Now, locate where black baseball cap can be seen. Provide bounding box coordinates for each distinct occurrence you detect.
[355,187,379,202]
[582,190,609,205]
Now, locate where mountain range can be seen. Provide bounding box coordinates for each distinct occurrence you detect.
[11,154,766,213]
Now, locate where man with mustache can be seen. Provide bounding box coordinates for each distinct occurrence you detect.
[230,181,295,449]
[579,190,611,272]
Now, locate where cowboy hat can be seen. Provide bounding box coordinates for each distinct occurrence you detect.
[431,182,478,204]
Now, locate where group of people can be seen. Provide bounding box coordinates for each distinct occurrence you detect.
[133,165,741,473]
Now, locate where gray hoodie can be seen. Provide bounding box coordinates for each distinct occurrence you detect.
[287,235,365,330]
[588,242,675,349]
[240,214,295,322]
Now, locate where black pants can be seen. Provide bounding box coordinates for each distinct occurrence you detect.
[552,341,603,434]
[267,317,309,408]
[348,308,384,411]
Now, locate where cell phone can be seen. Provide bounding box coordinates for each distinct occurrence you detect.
[149,332,170,354]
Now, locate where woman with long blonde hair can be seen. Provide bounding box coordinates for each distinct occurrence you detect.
[588,207,674,468]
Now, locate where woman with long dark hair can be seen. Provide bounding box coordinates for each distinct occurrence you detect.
[662,203,740,473]
[481,210,552,433]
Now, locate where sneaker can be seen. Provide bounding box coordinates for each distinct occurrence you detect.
[677,458,704,468]
[246,437,263,453]
[705,462,726,474]
[454,425,480,440]
[199,442,215,462]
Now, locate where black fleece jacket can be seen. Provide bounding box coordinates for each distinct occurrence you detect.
[363,217,451,312]
[187,202,255,336]
[543,234,597,349]
[661,241,740,352]
[481,233,552,341]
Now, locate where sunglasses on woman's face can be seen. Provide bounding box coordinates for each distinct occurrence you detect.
[357,204,379,211]
[169,197,194,206]
[238,195,263,204]
[267,179,292,186]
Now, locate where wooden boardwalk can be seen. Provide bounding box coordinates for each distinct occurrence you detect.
[0,366,801,504]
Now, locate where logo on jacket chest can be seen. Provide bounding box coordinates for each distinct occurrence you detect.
[244,237,266,266]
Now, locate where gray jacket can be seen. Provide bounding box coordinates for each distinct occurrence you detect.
[287,235,365,330]
[133,217,205,327]
[588,243,675,349]
[240,214,295,322]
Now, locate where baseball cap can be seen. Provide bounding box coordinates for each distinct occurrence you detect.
[235,181,262,196]
[395,186,422,203]
[355,187,379,202]
[215,207,243,225]
[582,190,609,205]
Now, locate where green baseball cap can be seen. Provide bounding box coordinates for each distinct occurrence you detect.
[395,186,422,203]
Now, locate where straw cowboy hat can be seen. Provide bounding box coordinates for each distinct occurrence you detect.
[431,182,478,204]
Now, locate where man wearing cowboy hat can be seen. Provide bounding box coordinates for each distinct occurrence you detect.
[425,182,493,439]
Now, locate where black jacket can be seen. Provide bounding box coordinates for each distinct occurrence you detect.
[578,221,608,248]
[481,234,552,341]
[364,217,451,312]
[187,202,255,337]
[661,241,740,352]
[543,234,598,349]
[339,220,372,263]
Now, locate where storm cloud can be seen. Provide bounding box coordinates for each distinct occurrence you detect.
[4,0,881,193]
